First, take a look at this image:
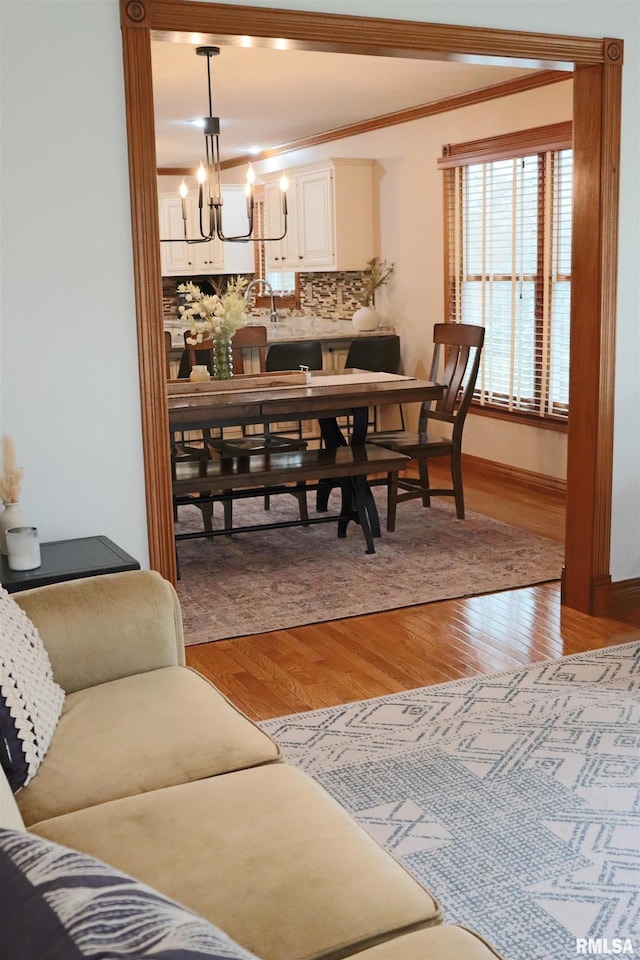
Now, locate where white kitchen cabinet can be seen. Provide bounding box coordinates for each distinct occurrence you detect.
[159,196,223,276]
[263,159,374,273]
[159,185,254,277]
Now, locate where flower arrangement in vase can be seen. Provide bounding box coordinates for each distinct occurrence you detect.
[0,436,25,555]
[178,276,248,379]
[352,257,395,332]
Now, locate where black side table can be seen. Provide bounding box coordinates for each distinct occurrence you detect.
[0,536,140,594]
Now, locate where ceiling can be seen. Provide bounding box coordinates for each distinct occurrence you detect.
[151,40,537,170]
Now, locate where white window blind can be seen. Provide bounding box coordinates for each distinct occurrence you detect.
[266,270,296,295]
[443,129,572,421]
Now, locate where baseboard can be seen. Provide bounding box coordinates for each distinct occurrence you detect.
[610,578,640,616]
[461,454,566,497]
[587,576,640,619]
[590,574,613,617]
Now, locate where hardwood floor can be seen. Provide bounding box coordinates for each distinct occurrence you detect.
[185,461,639,722]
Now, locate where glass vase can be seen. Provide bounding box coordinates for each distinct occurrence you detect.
[212,336,233,380]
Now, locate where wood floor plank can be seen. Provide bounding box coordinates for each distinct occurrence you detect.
[185,461,639,722]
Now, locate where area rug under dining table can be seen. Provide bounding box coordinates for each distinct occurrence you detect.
[175,489,564,645]
[260,641,640,960]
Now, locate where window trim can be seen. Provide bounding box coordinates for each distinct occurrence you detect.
[438,121,572,168]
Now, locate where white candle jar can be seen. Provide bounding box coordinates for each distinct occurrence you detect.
[189,365,210,382]
[6,526,41,571]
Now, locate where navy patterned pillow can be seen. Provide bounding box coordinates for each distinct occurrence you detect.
[0,828,260,960]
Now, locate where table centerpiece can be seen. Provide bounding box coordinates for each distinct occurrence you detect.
[178,276,248,380]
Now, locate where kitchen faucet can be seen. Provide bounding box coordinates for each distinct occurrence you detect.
[244,277,278,323]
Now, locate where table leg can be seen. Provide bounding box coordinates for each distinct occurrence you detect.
[336,476,375,553]
[316,416,346,511]
[317,408,381,551]
[350,406,369,446]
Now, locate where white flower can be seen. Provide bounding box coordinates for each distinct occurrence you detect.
[177,277,248,341]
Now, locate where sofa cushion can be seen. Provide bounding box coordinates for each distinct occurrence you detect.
[0,826,260,959]
[32,763,441,960]
[0,586,65,792]
[18,666,280,826]
[341,924,503,958]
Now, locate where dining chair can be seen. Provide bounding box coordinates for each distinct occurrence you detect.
[167,328,218,532]
[344,334,405,433]
[208,338,322,458]
[164,330,173,380]
[171,328,271,534]
[265,340,323,443]
[266,339,323,372]
[368,322,485,531]
[206,338,324,524]
[176,324,269,379]
[230,325,268,374]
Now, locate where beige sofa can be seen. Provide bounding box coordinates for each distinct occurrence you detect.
[1,570,502,959]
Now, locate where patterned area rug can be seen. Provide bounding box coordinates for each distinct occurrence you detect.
[175,490,564,644]
[260,642,640,960]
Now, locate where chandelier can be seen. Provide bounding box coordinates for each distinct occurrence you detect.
[174,46,288,245]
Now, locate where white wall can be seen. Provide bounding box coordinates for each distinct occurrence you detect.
[0,0,149,566]
[1,0,637,582]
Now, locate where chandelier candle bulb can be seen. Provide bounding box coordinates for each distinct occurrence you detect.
[179,179,188,220]
[197,163,206,209]
[246,162,256,218]
[6,526,41,571]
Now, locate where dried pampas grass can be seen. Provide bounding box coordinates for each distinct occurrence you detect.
[0,436,23,504]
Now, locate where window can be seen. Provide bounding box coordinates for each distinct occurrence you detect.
[440,122,572,422]
[265,270,296,296]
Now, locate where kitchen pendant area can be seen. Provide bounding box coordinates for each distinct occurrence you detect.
[159,153,384,376]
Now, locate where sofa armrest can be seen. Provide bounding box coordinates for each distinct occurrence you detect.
[13,570,185,693]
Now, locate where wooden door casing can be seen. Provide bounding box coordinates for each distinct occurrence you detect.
[119,0,622,615]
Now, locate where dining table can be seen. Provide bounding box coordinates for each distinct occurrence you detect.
[167,369,444,552]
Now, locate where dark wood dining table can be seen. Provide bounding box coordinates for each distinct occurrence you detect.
[167,369,443,439]
[167,370,444,551]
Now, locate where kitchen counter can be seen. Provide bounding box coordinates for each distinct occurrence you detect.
[165,315,394,347]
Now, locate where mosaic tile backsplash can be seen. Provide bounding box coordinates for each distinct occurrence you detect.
[162,271,369,324]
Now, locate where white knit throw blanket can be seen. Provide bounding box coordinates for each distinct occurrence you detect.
[0,587,64,788]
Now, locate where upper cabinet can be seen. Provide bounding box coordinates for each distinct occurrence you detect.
[263,159,375,272]
[159,195,223,275]
[159,185,255,277]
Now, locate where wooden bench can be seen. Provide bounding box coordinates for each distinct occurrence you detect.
[172,443,409,554]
